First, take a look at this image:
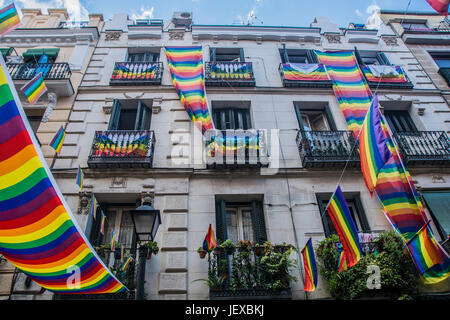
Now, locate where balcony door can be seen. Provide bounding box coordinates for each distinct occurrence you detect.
[127,52,159,63]
[210,48,244,62]
[212,107,251,130]
[108,100,151,131]
[383,110,417,133]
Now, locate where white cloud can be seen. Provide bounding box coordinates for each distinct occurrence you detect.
[244,0,262,25]
[366,2,382,29]
[15,0,89,21]
[131,6,155,20]
[355,9,363,17]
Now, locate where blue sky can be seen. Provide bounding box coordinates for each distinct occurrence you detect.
[11,0,442,28]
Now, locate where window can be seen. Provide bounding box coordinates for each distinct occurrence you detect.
[127,52,159,63]
[22,48,59,63]
[384,110,417,132]
[27,115,43,134]
[354,48,391,66]
[421,191,450,240]
[429,52,450,68]
[316,193,370,237]
[280,49,318,64]
[212,107,251,130]
[294,103,337,132]
[401,21,429,30]
[215,199,267,244]
[210,48,244,62]
[108,100,152,131]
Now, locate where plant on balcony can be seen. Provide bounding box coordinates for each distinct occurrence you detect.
[219,239,236,255]
[259,242,297,291]
[110,258,136,290]
[237,240,253,252]
[197,247,207,259]
[144,241,159,259]
[316,231,419,300]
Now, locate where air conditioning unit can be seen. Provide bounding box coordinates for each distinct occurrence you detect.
[7,56,23,64]
[172,12,193,28]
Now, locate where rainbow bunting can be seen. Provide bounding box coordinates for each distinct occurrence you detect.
[426,0,450,16]
[76,165,83,190]
[0,3,20,36]
[315,50,373,133]
[20,72,47,105]
[326,185,363,268]
[407,221,450,284]
[337,250,348,273]
[121,256,133,272]
[49,125,65,154]
[90,194,97,220]
[100,211,105,235]
[0,56,126,294]
[301,238,318,292]
[165,46,214,134]
[359,95,392,194]
[202,224,216,252]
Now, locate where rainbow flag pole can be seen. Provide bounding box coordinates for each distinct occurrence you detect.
[0,3,21,36]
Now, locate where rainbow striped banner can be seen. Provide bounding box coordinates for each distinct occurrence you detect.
[407,221,450,284]
[301,238,318,292]
[327,185,363,268]
[49,126,65,154]
[21,72,47,105]
[111,62,158,80]
[75,165,83,190]
[426,0,449,16]
[315,50,373,133]
[360,65,408,83]
[202,224,216,252]
[0,56,126,294]
[337,250,348,272]
[0,3,20,36]
[165,46,214,134]
[281,63,329,82]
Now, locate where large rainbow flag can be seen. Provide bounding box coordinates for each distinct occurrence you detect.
[326,185,363,268]
[165,46,214,134]
[301,238,318,292]
[0,56,127,294]
[0,3,21,36]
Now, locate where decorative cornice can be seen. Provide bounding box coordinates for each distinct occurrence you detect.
[381,35,399,46]
[105,30,122,41]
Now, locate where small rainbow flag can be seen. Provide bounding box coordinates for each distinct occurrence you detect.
[75,165,83,190]
[326,185,363,268]
[359,95,392,194]
[110,229,115,251]
[49,125,65,154]
[20,72,47,105]
[407,221,450,284]
[202,224,216,252]
[100,211,106,235]
[426,0,449,16]
[0,3,21,36]
[121,256,133,271]
[301,238,318,292]
[90,194,97,219]
[337,250,348,272]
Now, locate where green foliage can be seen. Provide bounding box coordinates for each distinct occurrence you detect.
[145,241,159,255]
[219,239,236,249]
[316,231,419,300]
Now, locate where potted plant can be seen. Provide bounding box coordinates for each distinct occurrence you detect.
[237,240,253,252]
[145,241,159,259]
[220,239,236,255]
[197,247,207,259]
[254,243,264,256]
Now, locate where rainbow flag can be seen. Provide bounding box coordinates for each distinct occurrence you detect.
[281,63,330,82]
[327,185,363,268]
[100,211,105,235]
[121,256,133,271]
[407,221,450,284]
[120,246,125,263]
[337,250,348,272]
[49,125,65,154]
[110,230,115,251]
[90,194,97,219]
[315,50,373,133]
[301,238,318,292]
[0,3,20,36]
[360,65,408,83]
[76,165,83,190]
[20,72,47,105]
[359,95,392,193]
[165,46,214,134]
[202,224,216,252]
[426,0,449,16]
[0,56,126,294]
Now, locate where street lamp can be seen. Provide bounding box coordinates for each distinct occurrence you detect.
[130,199,161,300]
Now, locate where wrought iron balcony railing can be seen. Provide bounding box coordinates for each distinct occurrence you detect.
[393,131,450,166]
[7,62,72,80]
[279,63,332,88]
[360,64,413,89]
[205,129,269,167]
[58,21,89,28]
[110,61,163,85]
[87,130,155,169]
[205,61,255,87]
[206,245,293,300]
[296,130,360,168]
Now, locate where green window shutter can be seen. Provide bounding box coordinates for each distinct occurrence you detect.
[0,47,13,57]
[210,48,216,62]
[353,196,370,233]
[376,52,391,66]
[354,47,364,65]
[215,199,228,243]
[251,200,267,244]
[239,48,245,62]
[422,191,450,239]
[23,48,60,60]
[108,100,122,130]
[306,49,318,64]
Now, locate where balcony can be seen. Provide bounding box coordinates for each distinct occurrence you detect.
[279,63,331,88]
[7,62,74,97]
[360,65,413,89]
[204,242,295,300]
[402,26,450,44]
[87,130,155,169]
[296,130,360,168]
[393,131,450,166]
[109,62,163,86]
[205,61,255,87]
[205,129,269,168]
